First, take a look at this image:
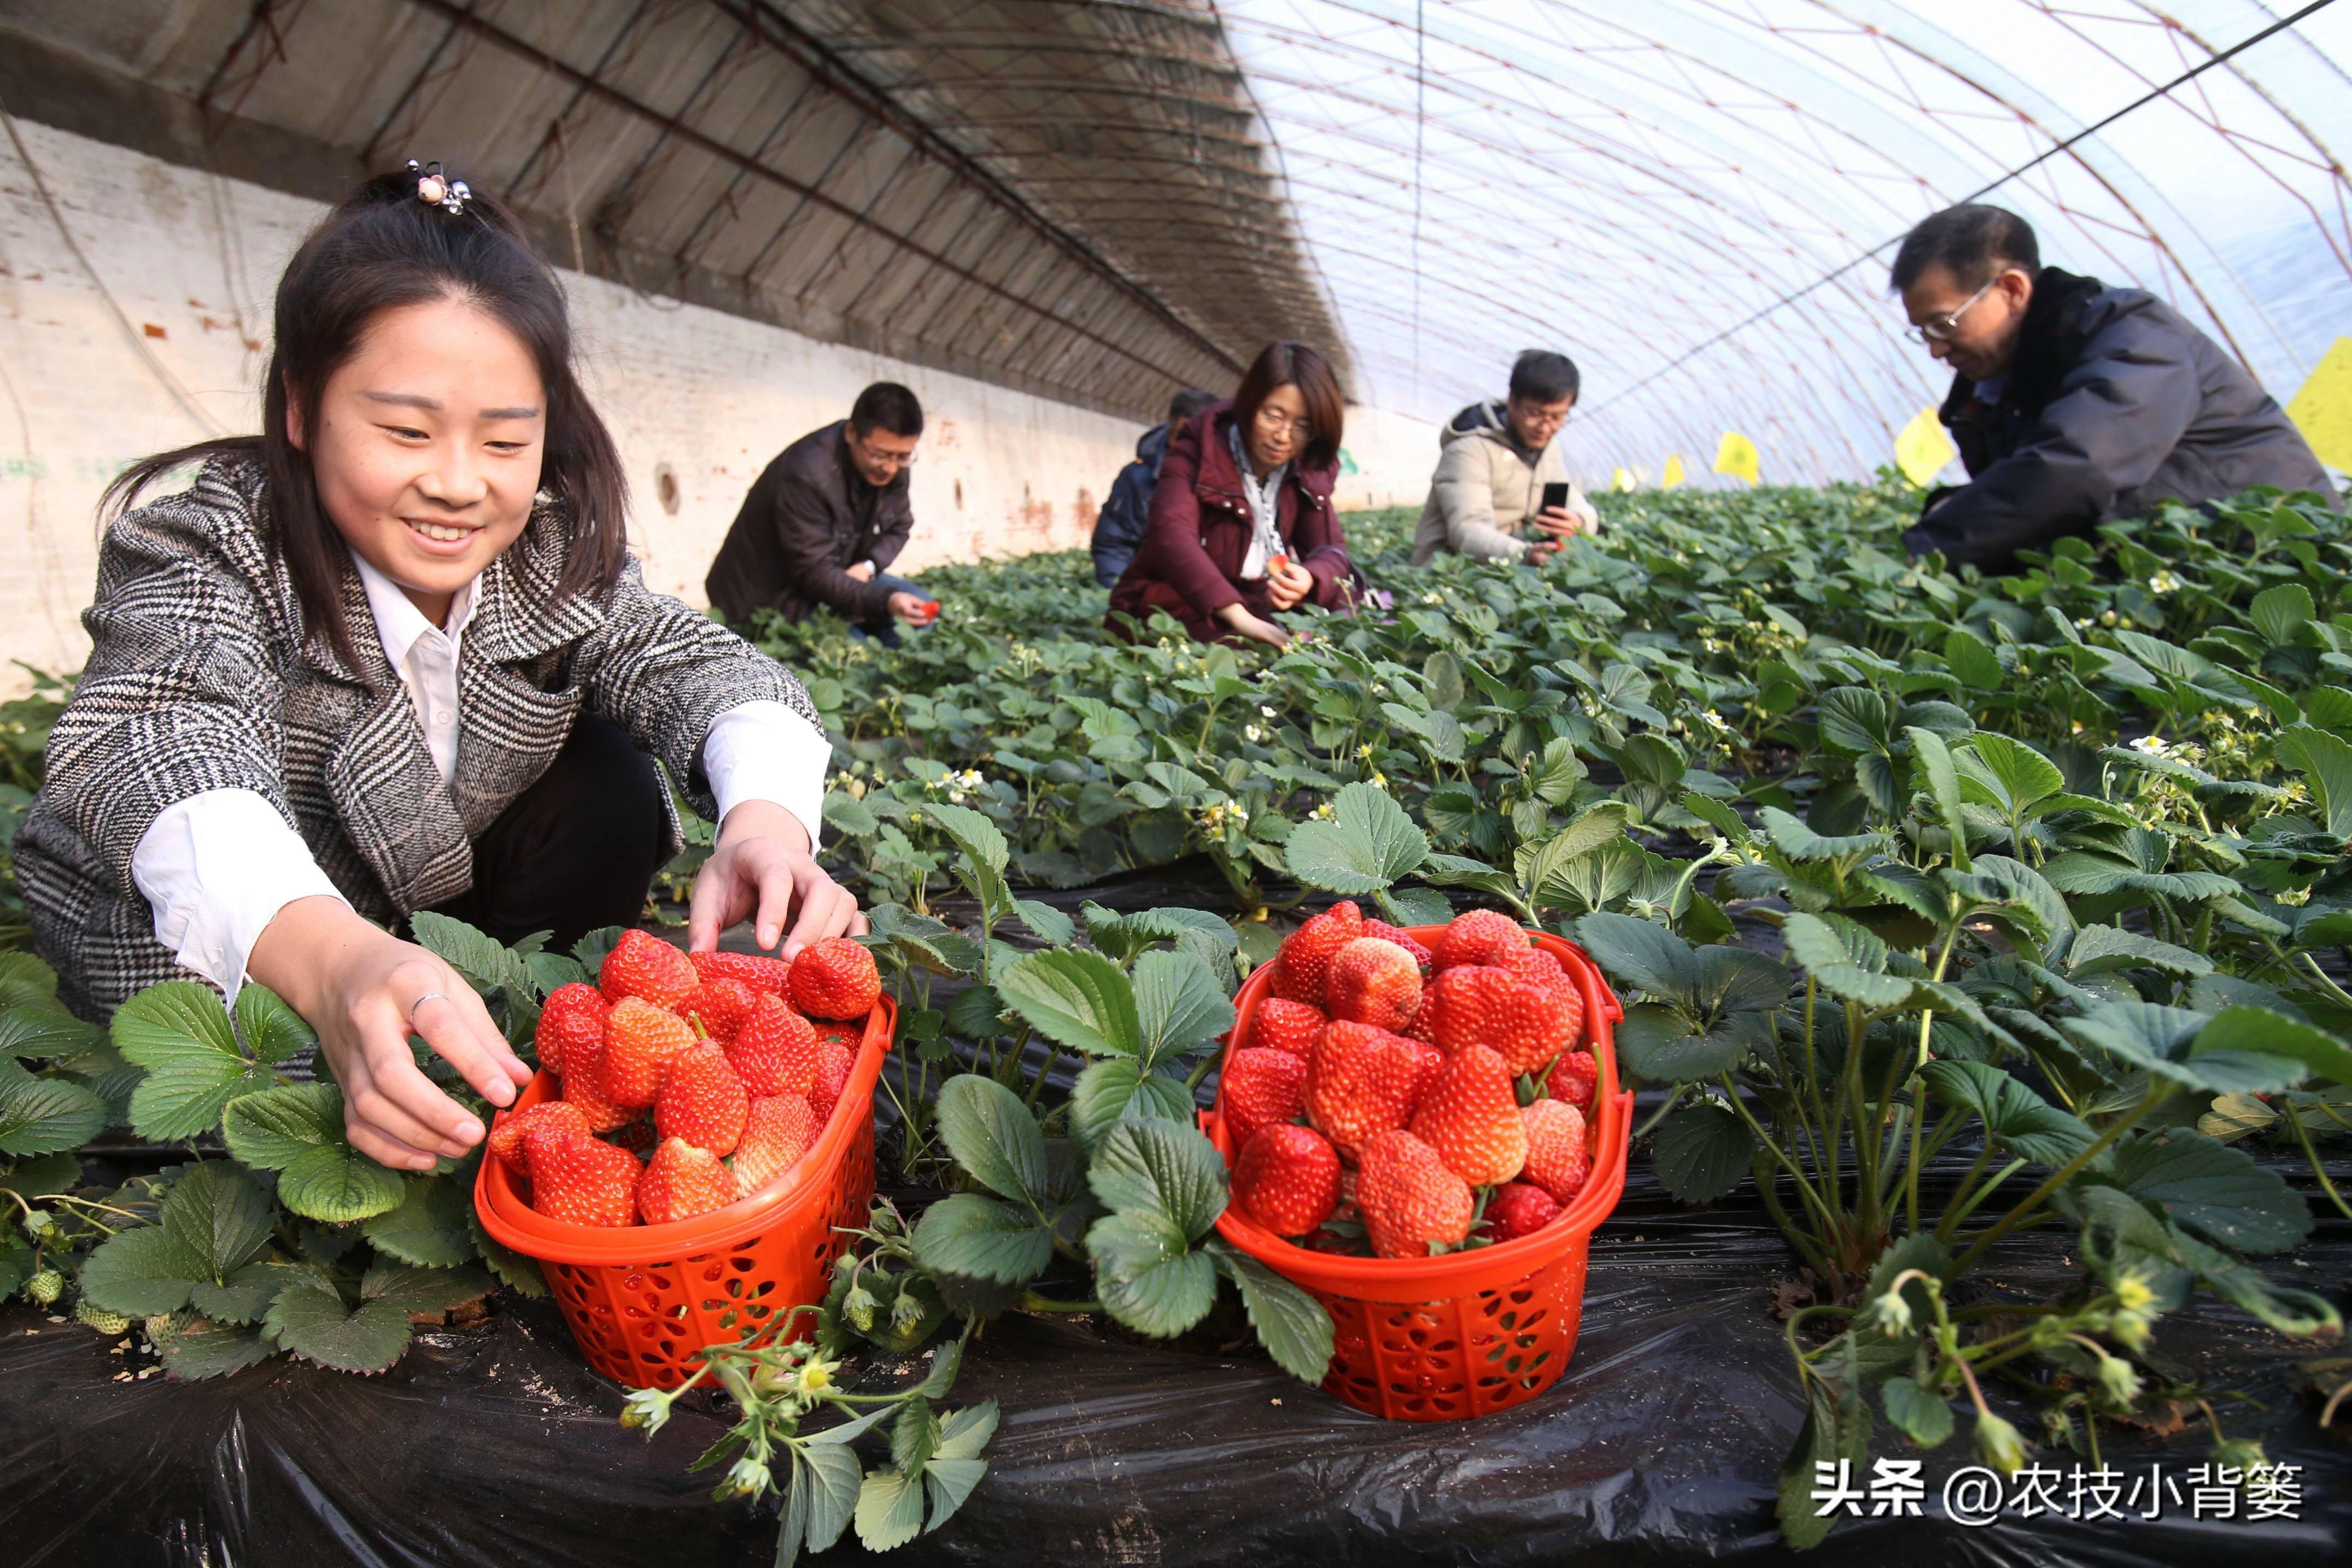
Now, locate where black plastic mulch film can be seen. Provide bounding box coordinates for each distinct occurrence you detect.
[7,868,2350,1565]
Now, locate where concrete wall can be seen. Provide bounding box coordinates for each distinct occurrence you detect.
[0,119,1435,697]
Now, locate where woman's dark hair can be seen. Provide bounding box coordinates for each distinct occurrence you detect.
[101,168,628,676]
[1230,340,1345,471]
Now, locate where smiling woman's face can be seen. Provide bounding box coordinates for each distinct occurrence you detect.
[292,294,547,625]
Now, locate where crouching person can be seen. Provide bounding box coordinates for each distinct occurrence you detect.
[1411,349,1598,567]
[15,167,864,1175]
[1105,341,1354,648]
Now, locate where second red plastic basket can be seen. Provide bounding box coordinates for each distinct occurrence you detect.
[474,995,894,1389]
[1205,926,1630,1421]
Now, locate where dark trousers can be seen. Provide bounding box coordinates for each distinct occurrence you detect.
[426,714,669,950]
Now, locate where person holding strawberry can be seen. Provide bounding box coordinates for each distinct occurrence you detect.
[1104,340,1358,648]
[16,165,865,1177]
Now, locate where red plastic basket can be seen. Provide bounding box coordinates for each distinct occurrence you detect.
[1204,926,1630,1421]
[473,996,894,1389]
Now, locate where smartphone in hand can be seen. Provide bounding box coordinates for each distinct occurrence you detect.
[1540,481,1571,513]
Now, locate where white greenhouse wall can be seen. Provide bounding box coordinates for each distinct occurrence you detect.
[0,119,1437,697]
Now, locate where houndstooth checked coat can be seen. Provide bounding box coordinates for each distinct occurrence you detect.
[16,456,819,1020]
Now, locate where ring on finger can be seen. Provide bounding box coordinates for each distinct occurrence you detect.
[410,990,451,1022]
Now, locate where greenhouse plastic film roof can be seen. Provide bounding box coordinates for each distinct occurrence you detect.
[1208,0,2352,485]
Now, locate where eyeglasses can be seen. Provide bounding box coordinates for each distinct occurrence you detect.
[1253,406,1313,442]
[1904,277,1999,345]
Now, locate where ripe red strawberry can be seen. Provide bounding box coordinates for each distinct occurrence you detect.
[534,982,608,1076]
[1546,1050,1600,1112]
[1356,1128,1473,1259]
[600,997,697,1109]
[656,1043,751,1156]
[1324,937,1424,1033]
[1220,1047,1308,1146]
[730,1095,816,1195]
[554,1031,635,1133]
[1250,997,1325,1058]
[1501,946,1571,993]
[599,928,698,1009]
[677,977,757,1045]
[524,1118,640,1226]
[1423,963,1578,1074]
[1411,1044,1528,1186]
[726,992,819,1097]
[1521,1098,1590,1203]
[1303,1021,1422,1161]
[808,1038,857,1130]
[1431,909,1530,972]
[487,1100,588,1179]
[609,1116,658,1156]
[1402,1038,1446,1119]
[688,949,791,995]
[637,1137,742,1225]
[1231,1124,1341,1236]
[1269,900,1365,1007]
[1485,1180,1561,1241]
[1402,990,1440,1044]
[1363,918,1435,972]
[789,937,882,1021]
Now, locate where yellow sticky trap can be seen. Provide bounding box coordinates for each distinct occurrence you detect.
[1894,406,1957,487]
[1661,453,1687,489]
[2286,337,2352,472]
[1713,432,1760,484]
[1611,466,1634,493]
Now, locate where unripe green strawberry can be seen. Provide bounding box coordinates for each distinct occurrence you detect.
[1219,1047,1308,1146]
[1302,1021,1421,1162]
[1484,1181,1560,1241]
[1249,997,1325,1058]
[534,982,609,1076]
[1520,1097,1591,1203]
[639,1137,742,1225]
[1324,937,1423,1033]
[599,928,698,1009]
[1410,1044,1528,1186]
[1356,1129,1473,1259]
[1422,963,1579,1074]
[726,993,819,1097]
[656,1044,751,1156]
[1231,1124,1341,1236]
[1268,900,1365,1008]
[76,1300,132,1335]
[788,938,881,1021]
[1431,909,1529,972]
[27,1268,62,1306]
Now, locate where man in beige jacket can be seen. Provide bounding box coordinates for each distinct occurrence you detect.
[1411,350,1600,566]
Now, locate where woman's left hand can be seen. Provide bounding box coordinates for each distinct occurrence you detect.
[1266,556,1315,612]
[686,800,868,957]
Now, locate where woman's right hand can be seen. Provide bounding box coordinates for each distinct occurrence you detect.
[247,896,531,1171]
[1215,602,1290,648]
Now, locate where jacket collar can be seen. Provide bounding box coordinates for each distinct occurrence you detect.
[1940,266,2105,422]
[1194,403,1337,505]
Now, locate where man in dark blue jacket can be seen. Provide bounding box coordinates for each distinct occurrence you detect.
[1893,204,2333,567]
[1092,388,1218,588]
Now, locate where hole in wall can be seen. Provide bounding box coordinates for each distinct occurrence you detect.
[654,463,680,515]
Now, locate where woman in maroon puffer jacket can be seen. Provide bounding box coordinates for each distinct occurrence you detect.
[1105,340,1356,647]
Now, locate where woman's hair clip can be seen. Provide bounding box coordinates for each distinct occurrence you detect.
[404,159,472,215]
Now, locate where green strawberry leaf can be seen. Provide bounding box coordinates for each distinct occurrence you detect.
[0,1071,106,1157]
[1207,1237,1335,1384]
[1067,1060,1192,1151]
[77,1224,209,1317]
[262,1279,413,1373]
[910,1194,1052,1286]
[162,1162,277,1279]
[1882,1374,1955,1447]
[1086,1211,1217,1338]
[997,949,1142,1060]
[159,1316,277,1379]
[853,1466,928,1553]
[360,1175,481,1267]
[1651,1102,1756,1202]
[1282,781,1429,894]
[932,1073,1048,1203]
[275,1142,406,1224]
[2108,1130,2313,1255]
[1085,1119,1226,1240]
[114,982,276,1140]
[1131,950,1233,1072]
[220,1082,343,1171]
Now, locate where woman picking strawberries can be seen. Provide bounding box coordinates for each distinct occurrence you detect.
[16,165,863,1177]
[1104,339,1357,647]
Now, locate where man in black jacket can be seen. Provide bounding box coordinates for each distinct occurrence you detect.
[1893,204,2333,567]
[707,382,931,638]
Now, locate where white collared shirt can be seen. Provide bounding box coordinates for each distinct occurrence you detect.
[130,564,829,999]
[1227,422,1289,580]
